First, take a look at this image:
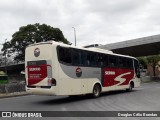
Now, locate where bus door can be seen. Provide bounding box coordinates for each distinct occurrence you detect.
[134,59,140,78]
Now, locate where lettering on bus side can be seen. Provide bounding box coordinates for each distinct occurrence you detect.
[105,71,115,75]
[29,68,41,71]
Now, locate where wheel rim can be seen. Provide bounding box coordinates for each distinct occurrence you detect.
[94,86,100,97]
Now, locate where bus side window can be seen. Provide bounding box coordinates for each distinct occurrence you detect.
[85,52,97,67]
[127,58,133,69]
[118,57,124,68]
[79,50,85,65]
[104,55,109,67]
[86,52,90,66]
[90,52,97,66]
[58,47,72,64]
[109,56,118,67]
[98,54,104,67]
[72,49,80,65]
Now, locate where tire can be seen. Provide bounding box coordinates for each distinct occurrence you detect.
[126,83,133,92]
[92,84,101,98]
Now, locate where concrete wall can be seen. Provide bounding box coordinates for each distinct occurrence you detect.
[147,64,160,77]
[0,83,25,93]
[0,64,26,93]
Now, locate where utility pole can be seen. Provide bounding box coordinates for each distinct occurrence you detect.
[72,27,77,46]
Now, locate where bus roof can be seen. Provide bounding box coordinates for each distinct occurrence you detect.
[27,41,136,60]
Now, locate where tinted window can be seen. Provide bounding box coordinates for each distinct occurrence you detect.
[80,51,85,65]
[90,52,97,66]
[85,52,90,66]
[72,49,85,65]
[109,56,118,67]
[85,52,97,66]
[118,57,126,68]
[98,54,104,66]
[58,46,135,69]
[72,49,80,65]
[58,47,72,64]
[127,58,133,68]
[104,55,109,67]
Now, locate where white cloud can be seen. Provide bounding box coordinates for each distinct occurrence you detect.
[0,0,160,48]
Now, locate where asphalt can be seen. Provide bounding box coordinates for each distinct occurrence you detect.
[0,76,157,99]
[0,78,160,120]
[0,81,160,120]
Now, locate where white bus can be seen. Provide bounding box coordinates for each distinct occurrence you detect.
[25,41,141,97]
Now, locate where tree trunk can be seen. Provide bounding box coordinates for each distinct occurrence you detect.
[153,63,156,77]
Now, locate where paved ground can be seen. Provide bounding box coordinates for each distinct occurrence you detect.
[0,82,160,120]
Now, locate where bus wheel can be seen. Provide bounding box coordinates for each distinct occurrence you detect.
[92,84,101,98]
[126,83,133,92]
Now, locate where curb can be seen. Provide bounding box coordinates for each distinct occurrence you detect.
[0,83,25,93]
[141,77,160,83]
[0,92,29,99]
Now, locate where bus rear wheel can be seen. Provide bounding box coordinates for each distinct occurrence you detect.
[126,83,133,92]
[92,84,101,98]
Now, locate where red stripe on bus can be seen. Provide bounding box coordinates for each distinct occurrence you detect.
[27,65,49,85]
[103,68,134,87]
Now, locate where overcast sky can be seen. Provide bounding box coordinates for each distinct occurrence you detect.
[1,0,160,48]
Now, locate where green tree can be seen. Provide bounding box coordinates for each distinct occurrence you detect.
[137,57,148,69]
[147,55,160,77]
[2,23,70,62]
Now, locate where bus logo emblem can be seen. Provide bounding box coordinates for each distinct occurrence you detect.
[34,48,40,57]
[76,67,82,77]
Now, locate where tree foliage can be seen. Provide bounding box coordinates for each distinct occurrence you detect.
[2,23,70,62]
[137,57,148,69]
[137,55,160,76]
